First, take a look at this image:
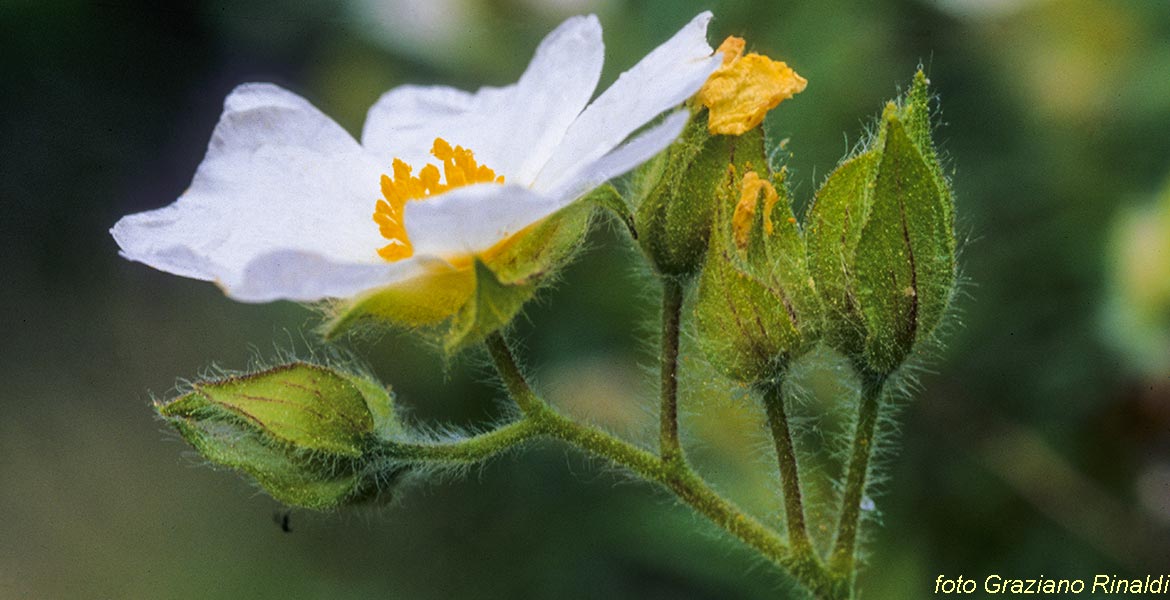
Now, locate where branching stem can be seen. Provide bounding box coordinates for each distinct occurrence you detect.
[483,331,837,598]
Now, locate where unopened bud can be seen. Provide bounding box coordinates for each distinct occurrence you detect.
[634,36,805,279]
[806,71,956,376]
[635,114,769,278]
[694,166,819,382]
[157,362,403,509]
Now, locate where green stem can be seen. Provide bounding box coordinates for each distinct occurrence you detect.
[659,278,685,464]
[377,419,542,464]
[485,331,836,597]
[830,370,887,581]
[539,409,832,592]
[759,376,813,555]
[485,332,543,415]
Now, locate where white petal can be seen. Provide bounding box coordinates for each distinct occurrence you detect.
[359,84,485,173]
[532,11,719,193]
[361,14,603,184]
[229,250,433,302]
[548,109,691,201]
[111,83,390,300]
[403,183,562,258]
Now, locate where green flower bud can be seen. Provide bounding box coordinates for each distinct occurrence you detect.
[157,362,405,509]
[806,71,957,376]
[634,112,769,278]
[694,166,819,382]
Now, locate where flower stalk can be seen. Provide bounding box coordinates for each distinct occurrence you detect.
[658,278,685,464]
[759,376,813,555]
[830,371,887,581]
[377,419,543,464]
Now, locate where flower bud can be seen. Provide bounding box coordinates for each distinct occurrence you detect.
[634,36,806,279]
[157,362,404,509]
[806,71,956,376]
[694,167,819,382]
[635,113,769,278]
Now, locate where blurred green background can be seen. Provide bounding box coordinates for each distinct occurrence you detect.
[2,0,1169,597]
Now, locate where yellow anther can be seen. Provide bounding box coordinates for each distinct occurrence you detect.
[373,138,505,262]
[698,36,807,136]
[732,171,780,250]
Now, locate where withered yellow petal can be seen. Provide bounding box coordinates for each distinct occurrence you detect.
[698,36,807,136]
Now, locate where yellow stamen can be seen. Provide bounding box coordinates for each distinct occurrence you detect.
[373,138,505,262]
[732,170,780,250]
[698,36,808,136]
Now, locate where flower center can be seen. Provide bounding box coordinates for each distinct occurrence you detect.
[373,138,505,262]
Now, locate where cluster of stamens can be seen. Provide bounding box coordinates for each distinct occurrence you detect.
[373,138,505,261]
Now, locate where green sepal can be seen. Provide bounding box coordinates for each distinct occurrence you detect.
[324,200,594,350]
[635,112,769,278]
[443,260,535,355]
[157,363,403,509]
[341,372,404,441]
[583,183,636,238]
[481,199,593,286]
[169,363,375,456]
[442,200,594,354]
[169,414,363,509]
[806,153,881,359]
[759,169,821,332]
[324,261,475,338]
[694,171,815,383]
[854,116,954,373]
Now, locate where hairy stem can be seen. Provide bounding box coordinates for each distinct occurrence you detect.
[485,332,543,415]
[760,376,813,555]
[485,331,837,597]
[539,409,833,589]
[659,278,685,464]
[377,419,542,464]
[830,370,888,581]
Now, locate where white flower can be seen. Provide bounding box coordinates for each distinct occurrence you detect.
[111,12,720,302]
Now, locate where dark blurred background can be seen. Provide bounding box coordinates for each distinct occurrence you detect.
[2,0,1169,598]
